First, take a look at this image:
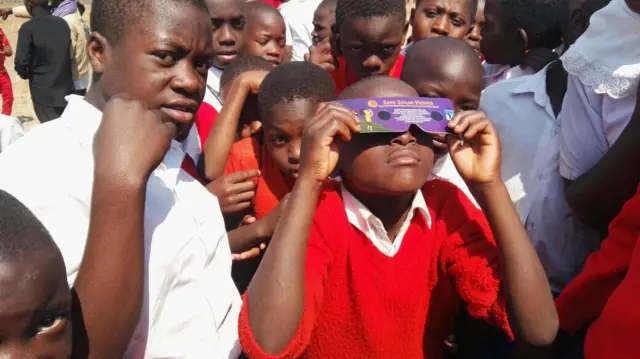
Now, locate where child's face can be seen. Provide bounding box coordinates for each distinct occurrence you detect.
[411,0,474,41]
[339,85,436,195]
[242,13,286,67]
[0,251,71,358]
[465,0,485,53]
[91,4,214,142]
[311,5,335,45]
[480,0,521,65]
[207,0,247,69]
[263,99,319,179]
[336,15,406,78]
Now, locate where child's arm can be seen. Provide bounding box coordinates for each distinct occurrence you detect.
[0,29,12,57]
[72,96,176,358]
[446,111,558,346]
[242,103,359,354]
[203,70,268,181]
[14,26,32,80]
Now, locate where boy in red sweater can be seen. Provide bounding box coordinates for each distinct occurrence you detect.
[0,28,13,115]
[241,2,286,67]
[307,0,407,94]
[239,75,558,358]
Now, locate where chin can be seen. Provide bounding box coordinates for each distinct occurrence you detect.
[385,172,429,193]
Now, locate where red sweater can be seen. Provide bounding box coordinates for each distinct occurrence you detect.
[331,53,405,95]
[556,184,640,359]
[239,180,512,359]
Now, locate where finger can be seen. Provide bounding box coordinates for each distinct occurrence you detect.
[223,180,258,196]
[225,169,261,183]
[304,52,310,62]
[221,190,256,206]
[448,114,472,135]
[221,201,253,214]
[242,215,257,225]
[234,247,262,261]
[461,119,491,141]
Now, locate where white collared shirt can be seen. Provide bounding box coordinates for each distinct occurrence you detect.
[279,0,322,61]
[0,96,241,359]
[484,64,535,88]
[341,183,431,257]
[429,155,478,207]
[204,66,224,112]
[0,115,24,154]
[481,63,600,293]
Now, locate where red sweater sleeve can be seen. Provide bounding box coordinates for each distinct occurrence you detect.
[238,215,335,358]
[428,180,513,340]
[555,185,640,334]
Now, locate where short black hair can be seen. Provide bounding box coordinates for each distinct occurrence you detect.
[258,62,336,121]
[220,56,273,90]
[416,0,479,19]
[402,37,482,79]
[246,0,284,20]
[0,190,58,262]
[91,0,209,44]
[335,0,406,31]
[29,0,50,6]
[500,0,563,49]
[318,0,338,10]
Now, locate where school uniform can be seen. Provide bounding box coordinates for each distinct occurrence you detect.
[0,95,241,359]
[279,0,322,61]
[556,183,640,359]
[239,179,512,359]
[194,67,224,155]
[331,54,406,94]
[480,63,600,294]
[0,28,13,115]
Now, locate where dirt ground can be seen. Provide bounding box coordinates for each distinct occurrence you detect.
[0,4,91,132]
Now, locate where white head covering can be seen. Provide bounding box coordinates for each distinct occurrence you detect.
[560,0,640,99]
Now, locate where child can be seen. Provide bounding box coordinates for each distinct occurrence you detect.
[311,0,337,45]
[0,189,72,358]
[0,28,13,115]
[480,0,562,87]
[401,37,483,204]
[479,0,609,295]
[15,0,74,123]
[0,0,242,357]
[307,0,408,94]
[241,1,287,67]
[409,0,477,46]
[464,0,485,55]
[238,75,558,358]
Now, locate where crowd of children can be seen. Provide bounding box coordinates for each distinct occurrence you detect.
[0,0,639,358]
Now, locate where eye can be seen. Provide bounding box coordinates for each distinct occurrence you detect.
[382,45,397,53]
[348,45,362,53]
[425,10,439,18]
[153,52,177,65]
[231,17,246,30]
[271,135,288,147]
[212,19,223,29]
[195,58,213,74]
[451,17,465,27]
[34,311,69,336]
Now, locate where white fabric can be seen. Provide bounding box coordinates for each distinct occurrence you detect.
[341,183,431,257]
[559,74,637,180]
[484,63,534,88]
[428,155,478,207]
[481,63,600,293]
[0,96,241,359]
[560,0,640,99]
[279,0,322,61]
[204,67,224,112]
[73,71,90,91]
[0,115,24,154]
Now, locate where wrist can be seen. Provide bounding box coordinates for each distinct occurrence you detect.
[94,167,149,191]
[469,179,506,199]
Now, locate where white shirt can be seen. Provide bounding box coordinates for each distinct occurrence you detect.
[279,0,322,61]
[481,64,600,293]
[484,64,534,88]
[429,155,477,207]
[0,115,24,154]
[204,67,224,112]
[341,183,431,257]
[0,96,241,359]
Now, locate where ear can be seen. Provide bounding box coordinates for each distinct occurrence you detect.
[87,31,110,75]
[570,7,590,35]
[516,28,528,51]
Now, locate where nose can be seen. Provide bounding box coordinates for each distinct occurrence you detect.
[467,27,481,41]
[266,43,282,59]
[288,138,301,163]
[362,55,383,72]
[391,131,417,146]
[431,16,450,36]
[171,61,201,97]
[217,24,235,46]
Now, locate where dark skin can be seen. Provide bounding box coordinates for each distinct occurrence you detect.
[311,3,336,45]
[480,0,527,66]
[0,249,72,358]
[242,8,286,67]
[206,0,247,69]
[333,15,407,78]
[75,3,212,357]
[464,0,485,53]
[411,0,474,41]
[247,79,558,354]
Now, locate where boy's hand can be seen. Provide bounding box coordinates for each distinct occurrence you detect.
[446,111,501,186]
[94,95,175,185]
[238,70,269,94]
[300,103,360,183]
[232,215,267,261]
[305,38,337,72]
[206,170,260,213]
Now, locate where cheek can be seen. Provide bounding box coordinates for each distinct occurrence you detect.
[267,146,290,169]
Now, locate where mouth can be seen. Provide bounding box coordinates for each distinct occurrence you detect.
[216,51,238,63]
[387,148,421,167]
[160,103,198,124]
[287,165,300,178]
[268,58,282,67]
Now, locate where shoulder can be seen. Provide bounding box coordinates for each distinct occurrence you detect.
[225,137,262,174]
[310,181,348,235]
[422,179,483,222]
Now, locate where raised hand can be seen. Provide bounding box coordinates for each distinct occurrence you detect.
[93,95,175,185]
[446,111,501,187]
[237,70,270,94]
[304,38,337,72]
[206,170,260,214]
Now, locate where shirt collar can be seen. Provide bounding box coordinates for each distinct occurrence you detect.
[509,62,556,118]
[340,182,431,232]
[63,95,190,186]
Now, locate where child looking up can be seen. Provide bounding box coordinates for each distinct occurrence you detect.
[307,0,408,94]
[409,0,477,46]
[239,75,558,358]
[241,1,287,67]
[480,0,562,87]
[0,190,71,358]
[0,0,242,357]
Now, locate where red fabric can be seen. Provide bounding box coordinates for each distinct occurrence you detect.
[556,184,640,359]
[239,180,512,359]
[258,0,282,7]
[181,155,205,184]
[223,137,292,219]
[330,53,406,95]
[0,29,11,73]
[194,101,219,149]
[0,71,13,115]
